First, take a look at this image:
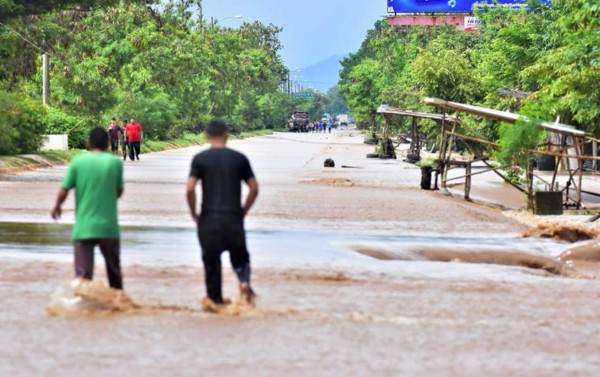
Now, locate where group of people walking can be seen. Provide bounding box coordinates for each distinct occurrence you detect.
[51,120,258,308]
[107,117,144,161]
[307,121,333,133]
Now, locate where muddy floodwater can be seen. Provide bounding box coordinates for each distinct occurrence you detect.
[0,221,570,266]
[2,132,600,376]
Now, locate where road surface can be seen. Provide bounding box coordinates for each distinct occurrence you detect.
[1,130,599,377]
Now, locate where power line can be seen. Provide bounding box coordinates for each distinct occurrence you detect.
[0,22,48,54]
[0,20,176,113]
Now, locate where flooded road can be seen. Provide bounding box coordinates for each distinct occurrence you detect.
[2,131,600,376]
[0,221,570,269]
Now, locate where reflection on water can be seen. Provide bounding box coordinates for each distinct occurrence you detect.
[0,221,571,269]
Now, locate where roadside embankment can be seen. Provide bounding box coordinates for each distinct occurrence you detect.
[0,150,85,173]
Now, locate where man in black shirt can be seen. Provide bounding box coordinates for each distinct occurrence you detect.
[186,120,259,307]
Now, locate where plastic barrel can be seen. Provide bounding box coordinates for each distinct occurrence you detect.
[534,191,563,215]
[420,167,432,190]
[537,154,556,171]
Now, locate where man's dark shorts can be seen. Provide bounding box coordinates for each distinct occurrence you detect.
[74,239,122,289]
[197,213,249,261]
[110,139,119,152]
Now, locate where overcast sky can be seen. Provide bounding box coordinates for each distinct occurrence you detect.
[202,0,386,68]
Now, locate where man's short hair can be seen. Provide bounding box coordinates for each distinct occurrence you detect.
[111,117,116,121]
[206,120,230,137]
[89,126,109,150]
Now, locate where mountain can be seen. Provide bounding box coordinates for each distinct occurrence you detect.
[297,54,345,93]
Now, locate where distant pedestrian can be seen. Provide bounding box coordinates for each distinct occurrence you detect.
[186,119,259,308]
[51,127,124,290]
[121,119,128,161]
[125,117,143,161]
[318,122,323,133]
[327,122,332,133]
[107,118,122,156]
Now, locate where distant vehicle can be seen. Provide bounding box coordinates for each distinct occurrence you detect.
[288,111,309,132]
[336,114,349,124]
[340,122,348,128]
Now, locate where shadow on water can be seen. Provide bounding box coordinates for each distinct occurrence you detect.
[1,221,599,277]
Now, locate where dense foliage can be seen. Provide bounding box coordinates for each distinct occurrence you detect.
[1,0,345,154]
[0,91,46,154]
[339,0,599,164]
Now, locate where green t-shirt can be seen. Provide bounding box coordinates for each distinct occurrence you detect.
[62,152,124,240]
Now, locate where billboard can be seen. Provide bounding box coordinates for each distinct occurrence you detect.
[387,0,533,13]
[464,16,482,31]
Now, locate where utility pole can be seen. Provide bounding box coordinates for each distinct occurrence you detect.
[42,53,50,106]
[198,0,203,24]
[287,72,291,96]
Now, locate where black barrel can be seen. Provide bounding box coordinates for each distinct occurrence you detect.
[534,191,563,215]
[537,154,556,171]
[420,167,432,190]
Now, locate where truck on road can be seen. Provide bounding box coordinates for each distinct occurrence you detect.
[288,112,309,132]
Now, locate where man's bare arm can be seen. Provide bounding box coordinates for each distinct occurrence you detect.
[186,176,198,223]
[243,177,259,217]
[51,188,69,220]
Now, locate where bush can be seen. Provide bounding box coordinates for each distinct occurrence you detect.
[107,88,177,141]
[43,107,94,149]
[415,157,438,169]
[0,92,47,155]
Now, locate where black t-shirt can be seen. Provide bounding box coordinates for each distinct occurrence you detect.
[189,147,255,215]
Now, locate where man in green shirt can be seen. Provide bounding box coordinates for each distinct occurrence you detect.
[51,127,125,289]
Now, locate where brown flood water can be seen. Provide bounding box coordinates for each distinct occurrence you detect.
[351,222,600,279]
[353,243,600,280]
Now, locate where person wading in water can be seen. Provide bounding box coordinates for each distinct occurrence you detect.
[186,120,259,308]
[51,127,125,290]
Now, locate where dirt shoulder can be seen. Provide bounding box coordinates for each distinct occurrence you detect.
[0,153,71,173]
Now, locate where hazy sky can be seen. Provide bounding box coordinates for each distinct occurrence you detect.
[202,0,386,68]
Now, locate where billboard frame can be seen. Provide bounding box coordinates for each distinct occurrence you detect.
[387,0,534,14]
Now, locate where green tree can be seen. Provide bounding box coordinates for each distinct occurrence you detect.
[521,0,600,132]
[324,85,348,115]
[0,91,46,154]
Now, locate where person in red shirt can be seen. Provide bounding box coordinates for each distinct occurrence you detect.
[125,117,143,161]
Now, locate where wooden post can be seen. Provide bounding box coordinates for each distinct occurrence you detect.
[593,140,598,172]
[410,116,417,157]
[527,158,534,211]
[437,114,448,189]
[441,120,457,188]
[42,53,50,106]
[551,136,567,188]
[577,136,584,208]
[465,162,471,200]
